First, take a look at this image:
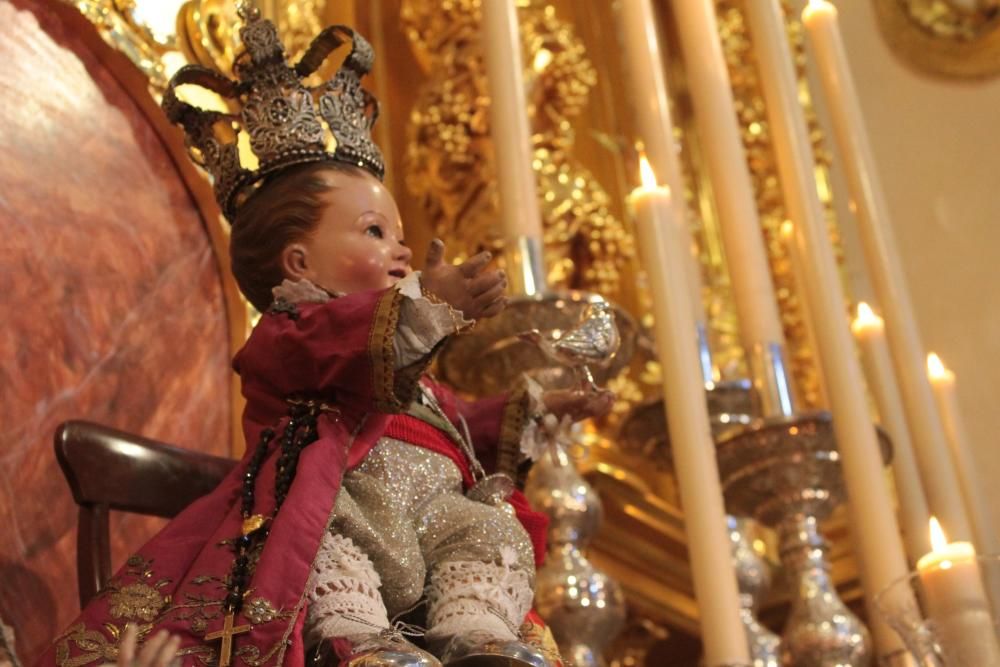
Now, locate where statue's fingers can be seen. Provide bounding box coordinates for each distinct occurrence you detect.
[424,238,446,268]
[474,282,506,309]
[458,250,492,278]
[469,269,505,296]
[588,391,614,417]
[478,296,508,319]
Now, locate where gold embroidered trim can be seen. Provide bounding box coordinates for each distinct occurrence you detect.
[519,617,564,665]
[54,553,294,667]
[55,624,121,667]
[272,591,309,666]
[369,287,404,412]
[419,285,475,335]
[497,379,531,481]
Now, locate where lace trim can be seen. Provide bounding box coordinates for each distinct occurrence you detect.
[271,278,334,304]
[305,533,390,644]
[371,273,463,413]
[396,272,472,352]
[425,557,533,641]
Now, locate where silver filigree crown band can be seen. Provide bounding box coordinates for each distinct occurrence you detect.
[161,5,384,222]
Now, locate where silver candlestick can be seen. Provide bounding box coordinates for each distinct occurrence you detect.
[716,410,892,666]
[526,445,627,667]
[729,516,782,667]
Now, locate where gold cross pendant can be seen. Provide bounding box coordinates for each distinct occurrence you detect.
[204,613,251,667]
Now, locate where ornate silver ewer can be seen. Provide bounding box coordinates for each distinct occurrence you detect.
[525,443,627,667]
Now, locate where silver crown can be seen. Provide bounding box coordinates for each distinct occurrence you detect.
[162,5,384,221]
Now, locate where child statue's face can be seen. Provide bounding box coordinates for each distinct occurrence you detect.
[282,167,413,294]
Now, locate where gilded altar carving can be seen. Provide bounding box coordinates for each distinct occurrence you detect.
[60,0,176,91]
[400,0,633,301]
[176,0,326,77]
[874,0,1000,80]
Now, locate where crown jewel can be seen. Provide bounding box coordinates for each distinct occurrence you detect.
[162,6,384,221]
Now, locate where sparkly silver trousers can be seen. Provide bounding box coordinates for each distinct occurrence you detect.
[306,438,535,644]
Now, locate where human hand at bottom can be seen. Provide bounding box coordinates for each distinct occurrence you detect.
[108,625,181,667]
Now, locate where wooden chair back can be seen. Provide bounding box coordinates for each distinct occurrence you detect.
[54,420,236,607]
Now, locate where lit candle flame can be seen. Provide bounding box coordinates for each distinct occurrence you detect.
[929,516,949,552]
[851,301,884,335]
[638,153,659,189]
[926,352,952,381]
[802,0,838,23]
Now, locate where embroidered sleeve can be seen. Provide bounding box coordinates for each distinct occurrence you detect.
[368,272,472,412]
[392,272,471,366]
[496,375,547,478]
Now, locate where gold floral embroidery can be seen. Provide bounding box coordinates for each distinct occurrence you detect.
[56,554,298,667]
[164,592,224,635]
[54,623,152,667]
[175,627,287,667]
[243,597,276,625]
[101,556,171,623]
[108,583,167,622]
[233,638,285,667]
[55,624,117,667]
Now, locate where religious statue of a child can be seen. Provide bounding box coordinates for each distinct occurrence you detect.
[42,7,613,667]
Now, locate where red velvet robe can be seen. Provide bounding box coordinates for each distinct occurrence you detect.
[40,286,547,667]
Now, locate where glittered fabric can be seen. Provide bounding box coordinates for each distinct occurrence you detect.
[322,438,535,620]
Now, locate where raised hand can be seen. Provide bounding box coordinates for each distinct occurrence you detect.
[420,239,508,320]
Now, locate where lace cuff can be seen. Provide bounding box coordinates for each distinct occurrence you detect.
[304,532,390,646]
[425,555,534,642]
[392,272,472,367]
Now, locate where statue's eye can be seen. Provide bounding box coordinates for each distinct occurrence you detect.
[365,224,384,239]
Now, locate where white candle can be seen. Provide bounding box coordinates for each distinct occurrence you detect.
[614,0,706,327]
[628,158,750,666]
[927,354,1000,559]
[742,0,915,658]
[917,518,1000,665]
[852,303,931,563]
[671,0,788,380]
[480,0,546,295]
[802,0,972,541]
